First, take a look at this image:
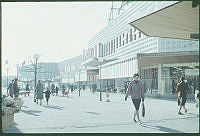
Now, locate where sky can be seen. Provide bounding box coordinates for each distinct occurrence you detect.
[2,2,116,76]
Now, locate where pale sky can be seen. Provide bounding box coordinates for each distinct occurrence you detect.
[2,2,116,76]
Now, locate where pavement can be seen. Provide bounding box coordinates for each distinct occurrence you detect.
[3,90,199,133]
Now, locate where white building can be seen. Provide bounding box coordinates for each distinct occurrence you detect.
[81,1,199,95]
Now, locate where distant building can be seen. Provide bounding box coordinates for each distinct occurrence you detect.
[58,55,82,88]
[18,63,60,89]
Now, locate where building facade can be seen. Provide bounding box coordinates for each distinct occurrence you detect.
[18,63,60,89]
[81,1,199,95]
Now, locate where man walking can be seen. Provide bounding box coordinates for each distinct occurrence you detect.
[13,78,20,98]
[7,80,14,98]
[176,76,189,115]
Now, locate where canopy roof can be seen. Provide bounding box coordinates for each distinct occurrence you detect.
[129,1,199,40]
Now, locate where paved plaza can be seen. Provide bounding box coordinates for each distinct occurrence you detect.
[3,90,199,133]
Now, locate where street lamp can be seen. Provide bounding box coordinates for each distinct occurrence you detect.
[6,68,9,89]
[79,69,81,97]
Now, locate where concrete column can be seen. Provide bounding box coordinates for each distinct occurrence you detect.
[158,64,162,95]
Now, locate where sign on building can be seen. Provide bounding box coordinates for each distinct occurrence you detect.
[185,69,199,76]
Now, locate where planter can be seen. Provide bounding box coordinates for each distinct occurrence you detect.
[2,107,14,131]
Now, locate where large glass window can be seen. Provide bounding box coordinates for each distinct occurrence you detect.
[122,33,125,46]
[111,40,113,54]
[116,37,118,48]
[119,35,122,47]
[138,32,141,38]
[130,29,133,42]
[134,34,136,40]
[113,39,115,52]
[108,42,110,55]
[126,33,128,44]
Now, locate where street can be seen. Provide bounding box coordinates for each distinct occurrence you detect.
[4,90,199,133]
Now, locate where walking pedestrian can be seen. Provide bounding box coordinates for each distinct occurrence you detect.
[55,86,59,96]
[176,76,189,115]
[51,84,55,96]
[7,80,14,98]
[13,78,20,98]
[25,83,30,97]
[44,87,51,105]
[125,73,144,124]
[36,80,44,105]
[195,86,199,108]
[62,85,65,96]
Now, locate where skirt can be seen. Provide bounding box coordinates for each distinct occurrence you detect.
[132,99,141,110]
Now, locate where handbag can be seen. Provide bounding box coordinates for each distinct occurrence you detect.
[142,102,145,117]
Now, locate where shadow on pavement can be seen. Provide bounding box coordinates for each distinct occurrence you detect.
[42,105,64,110]
[144,115,198,124]
[141,124,184,133]
[86,112,100,115]
[21,109,42,116]
[3,122,22,133]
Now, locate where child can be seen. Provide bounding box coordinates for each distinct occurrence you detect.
[44,87,51,105]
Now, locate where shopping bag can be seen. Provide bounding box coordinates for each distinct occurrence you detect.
[142,102,145,117]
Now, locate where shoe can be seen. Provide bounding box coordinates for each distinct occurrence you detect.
[133,119,137,123]
[185,109,187,113]
[178,112,183,115]
[138,120,142,124]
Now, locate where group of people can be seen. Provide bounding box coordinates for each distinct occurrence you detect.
[34,81,71,105]
[7,78,20,98]
[124,73,199,124]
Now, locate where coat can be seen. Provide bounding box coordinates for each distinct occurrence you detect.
[36,83,44,99]
[13,82,20,97]
[7,83,14,97]
[176,81,189,98]
[126,80,144,100]
[44,90,51,98]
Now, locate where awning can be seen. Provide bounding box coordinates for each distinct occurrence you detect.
[129,1,199,40]
[137,51,199,68]
[81,57,118,67]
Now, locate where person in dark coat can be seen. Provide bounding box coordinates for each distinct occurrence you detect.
[51,84,55,96]
[7,80,14,98]
[62,85,66,96]
[172,79,176,95]
[83,85,85,91]
[55,86,59,96]
[92,84,97,93]
[36,80,44,105]
[13,78,20,98]
[125,73,144,124]
[176,76,189,115]
[44,87,51,105]
[25,83,30,97]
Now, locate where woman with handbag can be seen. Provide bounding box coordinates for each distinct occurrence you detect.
[125,73,145,124]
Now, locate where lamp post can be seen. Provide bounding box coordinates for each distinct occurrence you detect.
[6,68,9,89]
[33,54,39,89]
[99,65,102,101]
[16,64,19,79]
[79,69,81,97]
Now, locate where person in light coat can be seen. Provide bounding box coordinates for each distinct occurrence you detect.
[125,73,144,124]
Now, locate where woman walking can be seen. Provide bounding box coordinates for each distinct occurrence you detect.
[36,80,44,105]
[44,87,51,105]
[125,73,144,124]
[176,76,189,115]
